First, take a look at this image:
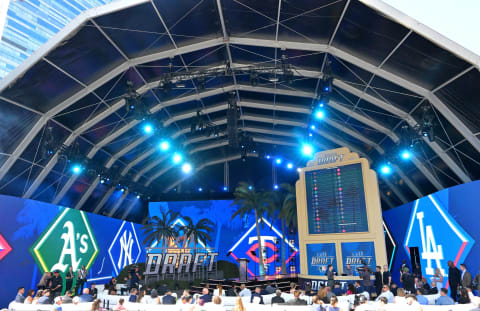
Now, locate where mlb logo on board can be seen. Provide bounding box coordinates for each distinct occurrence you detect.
[404,194,474,278]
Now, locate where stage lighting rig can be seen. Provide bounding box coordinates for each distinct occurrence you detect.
[419,105,435,142]
[124,81,150,120]
[190,110,220,137]
[227,93,241,148]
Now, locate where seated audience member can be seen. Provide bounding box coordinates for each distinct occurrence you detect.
[128,288,137,303]
[232,297,245,311]
[458,288,471,304]
[305,284,316,296]
[193,299,207,311]
[354,281,364,294]
[344,264,354,276]
[109,289,117,295]
[436,288,455,305]
[318,287,328,303]
[377,284,394,303]
[405,294,423,311]
[24,289,35,304]
[377,297,388,311]
[394,287,406,304]
[162,290,176,305]
[199,287,212,303]
[390,282,398,296]
[226,285,238,296]
[324,296,342,311]
[109,277,117,292]
[265,282,276,294]
[346,284,356,295]
[137,289,146,303]
[211,296,224,310]
[287,290,307,305]
[72,297,80,305]
[354,295,369,311]
[325,286,335,301]
[180,296,193,311]
[214,284,225,296]
[310,295,324,311]
[38,290,51,304]
[148,289,160,304]
[52,296,62,311]
[90,283,97,299]
[60,291,73,304]
[114,298,127,311]
[15,287,25,303]
[238,284,251,297]
[429,281,438,294]
[415,288,429,305]
[91,299,101,311]
[79,288,94,302]
[250,287,264,304]
[33,290,43,304]
[271,289,285,304]
[289,282,297,294]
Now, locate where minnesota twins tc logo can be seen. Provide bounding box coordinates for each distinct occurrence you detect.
[109,221,142,274]
[404,194,474,278]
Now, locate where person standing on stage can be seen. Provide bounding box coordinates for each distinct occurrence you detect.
[382,265,391,286]
[374,266,383,296]
[344,264,354,276]
[460,263,472,289]
[448,260,461,301]
[326,264,335,288]
[358,262,373,293]
[399,260,409,279]
[51,270,63,298]
[76,265,88,295]
[65,266,74,292]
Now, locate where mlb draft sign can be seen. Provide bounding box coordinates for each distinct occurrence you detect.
[29,208,99,273]
[306,243,336,275]
[404,194,474,285]
[341,241,376,275]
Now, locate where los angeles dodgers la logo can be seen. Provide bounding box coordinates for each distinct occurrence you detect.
[108,221,142,274]
[404,193,474,280]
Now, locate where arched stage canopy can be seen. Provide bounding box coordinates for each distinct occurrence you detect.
[0,0,479,222]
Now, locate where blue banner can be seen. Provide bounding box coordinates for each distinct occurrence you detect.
[306,243,337,275]
[341,241,376,275]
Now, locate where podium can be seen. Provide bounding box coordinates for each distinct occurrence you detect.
[237,258,250,282]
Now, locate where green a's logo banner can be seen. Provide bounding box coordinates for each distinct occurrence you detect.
[29,208,99,273]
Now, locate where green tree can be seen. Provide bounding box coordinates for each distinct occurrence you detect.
[182,216,215,253]
[278,183,297,274]
[231,182,269,277]
[141,210,180,252]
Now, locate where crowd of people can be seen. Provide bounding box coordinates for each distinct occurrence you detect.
[11,261,480,311]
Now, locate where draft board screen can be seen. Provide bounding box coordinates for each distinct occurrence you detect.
[305,163,368,234]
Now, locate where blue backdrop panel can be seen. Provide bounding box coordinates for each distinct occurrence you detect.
[383,180,479,292]
[148,200,300,277]
[0,194,145,308]
[341,241,376,276]
[306,243,337,275]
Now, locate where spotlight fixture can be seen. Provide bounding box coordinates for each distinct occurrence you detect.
[400,149,412,160]
[198,187,203,192]
[159,140,170,151]
[120,188,125,192]
[248,185,253,190]
[223,186,228,191]
[71,164,83,174]
[173,153,183,164]
[273,184,279,190]
[380,164,393,175]
[310,124,316,130]
[287,163,293,169]
[302,144,314,157]
[142,123,154,134]
[275,158,282,165]
[136,195,140,199]
[181,162,192,173]
[314,109,325,120]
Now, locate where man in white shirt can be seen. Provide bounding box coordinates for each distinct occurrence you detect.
[239,284,251,297]
[376,284,394,303]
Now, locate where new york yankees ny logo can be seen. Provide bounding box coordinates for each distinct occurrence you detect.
[108,221,142,275]
[404,194,473,280]
[117,230,134,270]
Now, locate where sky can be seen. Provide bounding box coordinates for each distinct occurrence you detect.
[381,0,480,56]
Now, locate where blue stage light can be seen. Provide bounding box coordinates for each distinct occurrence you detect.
[173,153,183,164]
[275,158,282,165]
[400,149,412,160]
[120,188,125,192]
[273,184,279,190]
[71,164,83,174]
[159,140,170,151]
[310,124,316,130]
[380,164,393,175]
[136,195,140,199]
[248,185,253,190]
[287,163,293,169]
[198,187,203,192]
[223,186,228,191]
[302,144,314,157]
[314,109,325,120]
[181,162,192,173]
[142,123,154,134]
[266,155,271,159]
[324,86,330,92]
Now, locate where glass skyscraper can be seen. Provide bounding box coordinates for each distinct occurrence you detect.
[0,0,117,79]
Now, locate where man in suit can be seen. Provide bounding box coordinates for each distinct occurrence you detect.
[448,260,461,301]
[429,281,439,295]
[250,287,264,304]
[326,264,335,288]
[460,263,472,288]
[76,265,88,295]
[271,289,285,304]
[162,290,176,304]
[199,287,212,303]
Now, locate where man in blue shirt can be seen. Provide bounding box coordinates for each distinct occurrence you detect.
[128,288,137,302]
[15,287,25,303]
[162,290,176,304]
[436,288,455,305]
[38,290,52,304]
[415,288,429,305]
[199,287,212,303]
[78,288,93,303]
[250,287,264,304]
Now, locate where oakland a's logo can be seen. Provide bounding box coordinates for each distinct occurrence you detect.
[404,194,474,279]
[29,209,99,273]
